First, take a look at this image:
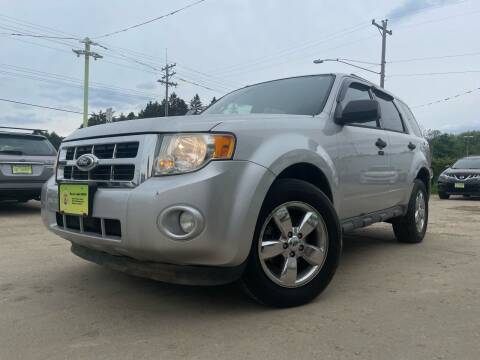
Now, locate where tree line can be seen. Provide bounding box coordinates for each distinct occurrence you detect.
[425,130,480,180]
[86,92,216,127]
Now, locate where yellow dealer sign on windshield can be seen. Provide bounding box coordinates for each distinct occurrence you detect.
[59,184,89,216]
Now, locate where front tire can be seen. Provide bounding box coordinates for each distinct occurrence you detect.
[392,180,428,243]
[241,179,342,308]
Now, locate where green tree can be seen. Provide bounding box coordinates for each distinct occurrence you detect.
[189,94,203,114]
[127,112,136,120]
[138,101,165,119]
[168,93,188,116]
[84,111,107,127]
[45,131,63,149]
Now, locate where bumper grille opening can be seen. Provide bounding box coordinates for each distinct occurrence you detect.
[83,216,101,234]
[65,215,80,230]
[104,219,122,237]
[56,212,64,227]
[56,212,122,238]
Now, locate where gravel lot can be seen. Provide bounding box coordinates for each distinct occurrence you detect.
[0,197,479,360]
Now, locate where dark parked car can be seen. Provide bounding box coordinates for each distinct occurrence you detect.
[438,156,480,199]
[0,127,56,202]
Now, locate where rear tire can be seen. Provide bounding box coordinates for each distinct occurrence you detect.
[241,179,342,308]
[438,192,449,200]
[392,180,428,243]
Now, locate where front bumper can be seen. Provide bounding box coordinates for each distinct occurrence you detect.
[437,180,480,196]
[0,181,47,200]
[42,160,274,269]
[71,243,246,285]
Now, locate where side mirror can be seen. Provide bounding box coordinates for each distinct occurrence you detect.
[336,99,380,125]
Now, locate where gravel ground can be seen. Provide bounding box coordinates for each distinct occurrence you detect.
[0,196,479,360]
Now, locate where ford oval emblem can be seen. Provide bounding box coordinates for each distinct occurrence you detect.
[76,153,98,172]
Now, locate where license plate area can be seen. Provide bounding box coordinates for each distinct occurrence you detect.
[58,183,95,216]
[12,164,32,175]
[454,182,465,189]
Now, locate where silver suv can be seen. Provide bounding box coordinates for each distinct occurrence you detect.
[42,74,431,307]
[1,127,56,202]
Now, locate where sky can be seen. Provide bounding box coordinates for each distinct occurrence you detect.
[0,0,479,136]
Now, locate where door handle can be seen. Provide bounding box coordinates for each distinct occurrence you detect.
[375,138,387,149]
[408,142,416,150]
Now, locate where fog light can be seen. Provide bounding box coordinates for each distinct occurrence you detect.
[157,205,204,240]
[179,211,195,234]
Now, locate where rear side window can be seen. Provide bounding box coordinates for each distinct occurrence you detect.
[374,91,405,133]
[397,100,423,137]
[0,135,56,156]
[340,83,378,128]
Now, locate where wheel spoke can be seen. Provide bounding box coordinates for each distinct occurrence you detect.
[260,240,285,259]
[298,211,319,238]
[280,256,297,285]
[302,244,325,266]
[273,207,292,238]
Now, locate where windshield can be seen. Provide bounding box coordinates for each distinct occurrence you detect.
[0,134,56,156]
[203,75,335,116]
[452,158,480,169]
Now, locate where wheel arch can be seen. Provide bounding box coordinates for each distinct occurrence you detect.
[276,163,334,203]
[416,167,431,196]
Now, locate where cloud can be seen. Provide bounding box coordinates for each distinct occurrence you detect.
[2,112,50,126]
[136,82,156,90]
[387,0,456,21]
[38,84,154,110]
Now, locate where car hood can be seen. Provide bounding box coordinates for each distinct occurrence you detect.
[444,168,480,177]
[63,114,313,141]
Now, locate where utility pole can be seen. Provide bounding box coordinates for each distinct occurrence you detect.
[73,37,103,128]
[372,19,392,88]
[158,50,177,117]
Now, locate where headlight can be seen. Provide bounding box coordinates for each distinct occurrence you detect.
[153,133,235,175]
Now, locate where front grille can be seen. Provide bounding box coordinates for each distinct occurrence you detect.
[60,140,139,183]
[62,164,135,181]
[116,142,139,158]
[56,212,122,238]
[64,141,139,160]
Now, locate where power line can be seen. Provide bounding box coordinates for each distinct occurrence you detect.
[0,13,239,93]
[4,32,79,40]
[388,51,480,64]
[0,63,159,98]
[94,0,207,39]
[212,23,371,75]
[389,70,480,78]
[412,87,480,109]
[177,77,224,93]
[0,68,157,101]
[0,97,84,114]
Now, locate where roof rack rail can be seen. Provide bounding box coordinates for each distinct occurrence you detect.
[0,126,48,135]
